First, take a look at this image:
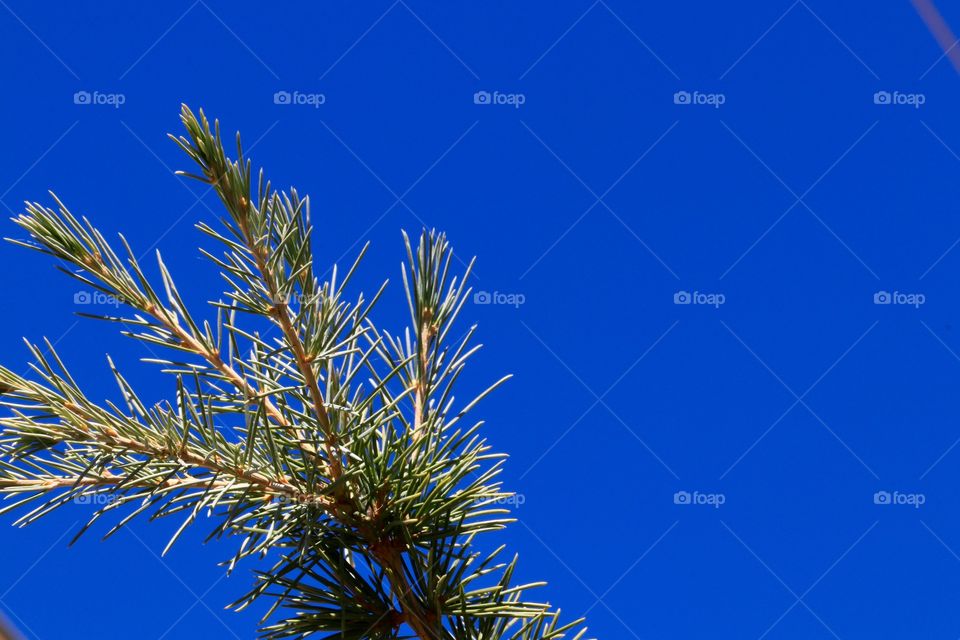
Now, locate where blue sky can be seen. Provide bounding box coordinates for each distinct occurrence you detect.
[2,1,960,638]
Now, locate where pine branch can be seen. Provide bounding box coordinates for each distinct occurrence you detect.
[10,200,321,465]
[0,106,590,640]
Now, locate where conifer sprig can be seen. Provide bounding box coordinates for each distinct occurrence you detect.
[0,106,589,640]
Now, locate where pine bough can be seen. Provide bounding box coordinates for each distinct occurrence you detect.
[0,107,589,640]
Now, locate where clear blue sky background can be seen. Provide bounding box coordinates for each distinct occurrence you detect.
[1,1,959,638]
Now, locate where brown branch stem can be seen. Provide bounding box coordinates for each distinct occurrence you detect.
[50,402,333,508]
[247,241,342,482]
[371,541,442,640]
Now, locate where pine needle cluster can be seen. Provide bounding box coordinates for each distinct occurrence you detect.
[0,107,589,640]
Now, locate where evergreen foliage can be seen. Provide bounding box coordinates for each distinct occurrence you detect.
[0,107,588,640]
